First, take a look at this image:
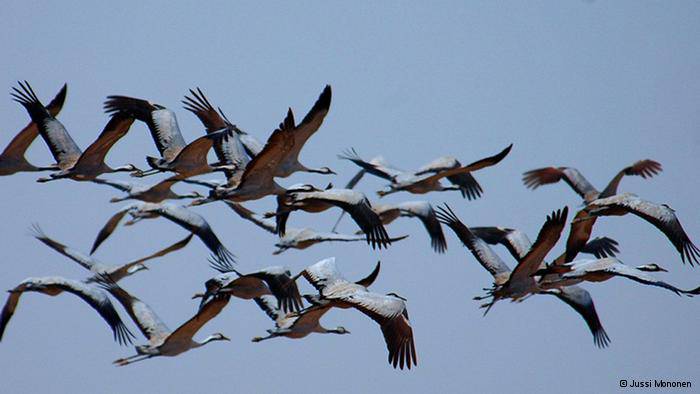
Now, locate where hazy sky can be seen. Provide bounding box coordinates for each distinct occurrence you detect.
[2,2,699,393]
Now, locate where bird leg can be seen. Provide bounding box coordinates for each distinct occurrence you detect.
[251,334,276,343]
[113,354,154,366]
[130,168,160,178]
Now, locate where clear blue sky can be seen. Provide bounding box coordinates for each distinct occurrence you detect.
[1,1,699,393]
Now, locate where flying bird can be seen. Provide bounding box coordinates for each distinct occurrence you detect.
[92,175,203,203]
[89,203,235,268]
[585,193,700,266]
[31,224,192,282]
[272,185,394,249]
[99,280,230,366]
[536,258,700,296]
[299,258,417,370]
[340,144,512,197]
[12,81,140,182]
[0,276,133,345]
[522,159,662,204]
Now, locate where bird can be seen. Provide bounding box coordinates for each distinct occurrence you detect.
[0,276,133,345]
[91,175,203,203]
[219,201,406,254]
[274,228,408,255]
[436,204,611,347]
[536,258,700,296]
[412,156,486,200]
[185,85,335,177]
[441,205,568,310]
[193,263,303,313]
[89,202,235,268]
[250,260,383,343]
[272,185,394,249]
[31,224,193,282]
[340,144,512,197]
[12,81,141,182]
[1,83,66,176]
[584,193,700,266]
[98,279,231,366]
[299,258,417,370]
[103,95,233,178]
[522,159,662,204]
[250,295,348,342]
[370,201,447,253]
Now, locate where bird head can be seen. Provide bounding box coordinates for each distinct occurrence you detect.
[319,167,336,175]
[127,264,149,274]
[333,326,350,335]
[636,263,668,272]
[205,333,231,343]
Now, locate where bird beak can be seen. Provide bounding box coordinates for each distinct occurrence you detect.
[221,335,231,341]
[192,293,203,299]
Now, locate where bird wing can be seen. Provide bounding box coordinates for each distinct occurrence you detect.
[0,287,23,341]
[247,266,304,313]
[337,148,396,181]
[98,280,170,343]
[553,209,599,265]
[355,261,382,288]
[301,257,348,292]
[415,144,512,185]
[104,95,187,161]
[11,81,82,169]
[237,109,295,190]
[223,201,277,234]
[90,205,135,254]
[285,85,332,164]
[397,201,447,253]
[31,224,97,271]
[545,286,610,348]
[522,166,598,201]
[599,159,662,198]
[168,131,226,176]
[589,193,700,265]
[182,87,228,133]
[2,83,67,161]
[579,237,619,259]
[104,234,194,281]
[414,156,484,200]
[163,294,230,347]
[509,207,568,284]
[91,177,133,192]
[342,292,417,370]
[253,295,285,324]
[470,227,532,260]
[436,205,511,284]
[291,189,392,249]
[73,113,134,169]
[154,205,236,269]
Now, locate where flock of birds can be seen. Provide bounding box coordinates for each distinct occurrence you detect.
[2,81,699,370]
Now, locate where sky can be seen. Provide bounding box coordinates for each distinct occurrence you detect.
[1,1,699,393]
